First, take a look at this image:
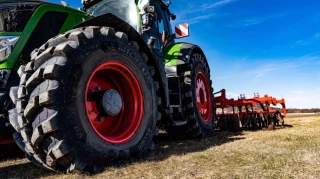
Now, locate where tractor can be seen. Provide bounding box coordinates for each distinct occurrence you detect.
[0,0,91,157]
[8,0,214,173]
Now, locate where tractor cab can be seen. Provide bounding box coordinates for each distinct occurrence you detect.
[84,0,139,31]
[138,0,190,49]
[140,0,175,49]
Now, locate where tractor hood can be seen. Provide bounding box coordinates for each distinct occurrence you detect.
[0,1,50,32]
[0,1,92,69]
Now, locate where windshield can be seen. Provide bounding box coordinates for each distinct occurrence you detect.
[87,0,138,31]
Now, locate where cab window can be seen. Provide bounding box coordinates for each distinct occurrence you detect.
[151,1,171,49]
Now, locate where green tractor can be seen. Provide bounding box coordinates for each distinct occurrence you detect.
[8,0,214,173]
[0,0,91,156]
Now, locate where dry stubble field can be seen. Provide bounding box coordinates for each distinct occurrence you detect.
[1,114,320,179]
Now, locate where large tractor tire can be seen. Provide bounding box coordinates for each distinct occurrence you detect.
[166,54,214,138]
[9,26,160,173]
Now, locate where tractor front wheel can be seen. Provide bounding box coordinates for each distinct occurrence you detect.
[167,54,214,138]
[9,26,160,173]
[183,54,214,137]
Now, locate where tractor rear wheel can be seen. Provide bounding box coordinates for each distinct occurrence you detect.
[9,26,160,173]
[180,54,214,138]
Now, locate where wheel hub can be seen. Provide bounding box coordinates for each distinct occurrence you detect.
[196,72,212,122]
[85,61,144,144]
[102,89,122,116]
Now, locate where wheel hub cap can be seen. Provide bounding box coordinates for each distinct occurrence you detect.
[102,89,122,116]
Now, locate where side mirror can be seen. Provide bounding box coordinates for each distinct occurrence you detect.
[171,14,176,20]
[174,23,189,39]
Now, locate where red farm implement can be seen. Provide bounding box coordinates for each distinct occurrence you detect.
[213,89,286,131]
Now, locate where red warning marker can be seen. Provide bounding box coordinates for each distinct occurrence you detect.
[175,23,189,38]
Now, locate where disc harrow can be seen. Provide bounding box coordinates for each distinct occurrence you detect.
[213,89,286,131]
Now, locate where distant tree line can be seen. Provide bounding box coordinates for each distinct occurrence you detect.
[272,107,320,113]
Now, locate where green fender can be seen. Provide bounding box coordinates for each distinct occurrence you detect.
[164,42,210,70]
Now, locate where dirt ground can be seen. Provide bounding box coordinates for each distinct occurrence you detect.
[1,114,320,179]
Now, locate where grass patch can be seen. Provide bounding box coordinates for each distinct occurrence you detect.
[1,115,320,178]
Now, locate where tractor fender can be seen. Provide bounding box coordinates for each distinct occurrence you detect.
[75,13,169,107]
[165,42,210,73]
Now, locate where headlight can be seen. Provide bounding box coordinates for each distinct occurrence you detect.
[0,36,20,62]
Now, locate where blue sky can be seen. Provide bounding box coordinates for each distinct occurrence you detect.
[51,0,320,108]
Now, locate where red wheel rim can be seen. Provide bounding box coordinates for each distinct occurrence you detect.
[85,61,144,144]
[196,72,212,122]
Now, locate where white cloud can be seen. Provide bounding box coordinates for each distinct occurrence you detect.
[294,32,320,47]
[174,13,216,25]
[295,40,312,46]
[314,33,320,39]
[201,0,235,10]
[174,0,236,25]
[292,90,305,94]
[213,54,320,82]
[246,62,299,78]
[244,18,261,26]
[245,55,320,78]
[227,13,284,28]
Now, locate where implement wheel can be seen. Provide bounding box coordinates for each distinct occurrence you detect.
[9,26,160,173]
[232,116,240,132]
